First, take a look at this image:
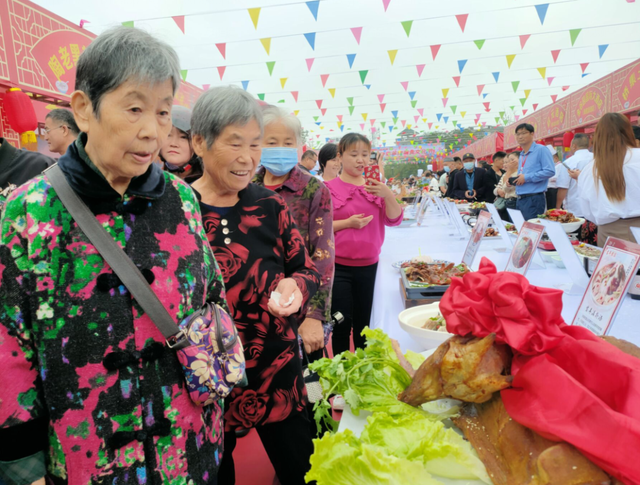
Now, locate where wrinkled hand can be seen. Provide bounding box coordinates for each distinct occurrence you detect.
[364,178,393,198]
[268,278,303,318]
[497,189,506,198]
[347,213,374,229]
[465,190,477,199]
[568,169,581,180]
[514,174,526,186]
[299,318,325,354]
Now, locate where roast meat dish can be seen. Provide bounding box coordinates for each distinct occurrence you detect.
[403,262,470,286]
[398,333,512,406]
[538,209,579,223]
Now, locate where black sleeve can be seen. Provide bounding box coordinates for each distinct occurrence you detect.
[452,171,466,200]
[474,169,488,202]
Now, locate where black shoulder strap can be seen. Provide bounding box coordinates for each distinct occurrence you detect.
[45,164,188,349]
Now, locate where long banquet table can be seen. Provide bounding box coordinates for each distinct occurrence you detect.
[370,212,640,352]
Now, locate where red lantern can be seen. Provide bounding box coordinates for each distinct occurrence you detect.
[3,88,38,147]
[563,131,574,152]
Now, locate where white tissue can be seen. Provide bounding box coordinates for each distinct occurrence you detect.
[270,291,295,307]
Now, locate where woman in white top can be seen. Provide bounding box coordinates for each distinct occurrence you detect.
[577,113,640,247]
[494,151,520,221]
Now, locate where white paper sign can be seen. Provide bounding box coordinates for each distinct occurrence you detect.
[462,211,492,267]
[448,201,470,239]
[537,219,590,291]
[507,208,526,232]
[486,203,514,249]
[505,222,545,275]
[572,238,640,335]
[631,227,640,243]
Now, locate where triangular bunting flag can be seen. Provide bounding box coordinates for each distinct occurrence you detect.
[456,14,468,32]
[316,100,323,109]
[411,100,417,108]
[359,70,368,84]
[506,55,516,68]
[321,108,327,116]
[294,110,299,116]
[401,20,413,37]
[458,59,467,73]
[393,117,399,124]
[598,44,609,59]
[474,39,485,50]
[520,98,527,107]
[349,106,355,115]
[364,84,371,90]
[172,16,185,34]
[547,77,555,86]
[321,74,330,87]
[362,113,368,121]
[582,73,590,78]
[551,49,561,63]
[346,54,356,69]
[430,45,442,60]
[260,38,271,55]
[348,97,354,106]
[453,76,461,87]
[442,98,449,107]
[483,102,491,111]
[492,72,500,82]
[388,49,398,65]
[537,67,547,78]
[428,123,433,129]
[217,66,226,80]
[377,94,385,103]
[580,62,589,73]
[351,27,363,44]
[408,91,416,100]
[533,103,539,111]
[512,81,520,92]
[451,106,457,114]
[416,64,426,77]
[328,88,336,98]
[520,34,531,49]
[306,58,315,72]
[401,120,407,127]
[524,89,531,98]
[418,108,424,116]
[360,123,365,131]
[551,94,558,103]
[570,29,582,46]
[248,8,261,29]
[477,85,485,95]
[562,85,570,91]
[306,1,320,20]
[337,115,343,121]
[304,32,316,50]
[380,103,386,113]
[241,80,249,91]
[203,84,210,91]
[258,93,265,101]
[442,117,448,124]
[392,110,398,117]
[442,88,450,98]
[535,3,549,24]
[291,91,299,102]
[267,61,276,76]
[452,121,458,127]
[180,69,188,81]
[216,43,226,59]
[523,109,528,116]
[401,81,409,91]
[460,111,466,118]
[370,119,376,127]
[382,0,391,11]
[121,21,134,28]
[280,78,287,89]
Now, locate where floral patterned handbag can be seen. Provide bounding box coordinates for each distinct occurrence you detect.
[47,164,245,407]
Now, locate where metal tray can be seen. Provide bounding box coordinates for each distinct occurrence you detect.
[400,267,450,299]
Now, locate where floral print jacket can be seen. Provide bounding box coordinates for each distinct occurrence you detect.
[198,183,320,430]
[0,136,226,485]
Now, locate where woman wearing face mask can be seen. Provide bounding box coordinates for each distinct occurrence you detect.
[253,105,335,367]
[327,133,403,355]
[317,142,340,182]
[159,105,203,183]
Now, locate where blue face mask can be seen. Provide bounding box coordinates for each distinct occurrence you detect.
[260,147,299,177]
[464,162,475,171]
[444,166,451,173]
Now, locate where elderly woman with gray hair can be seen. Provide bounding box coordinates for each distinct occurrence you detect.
[0,28,227,484]
[191,88,320,485]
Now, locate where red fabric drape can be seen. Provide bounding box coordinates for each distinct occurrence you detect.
[440,258,640,485]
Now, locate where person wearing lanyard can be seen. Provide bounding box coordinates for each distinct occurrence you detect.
[512,123,556,220]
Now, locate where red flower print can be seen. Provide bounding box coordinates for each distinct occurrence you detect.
[226,390,269,428]
[238,214,266,234]
[203,214,221,234]
[213,247,243,281]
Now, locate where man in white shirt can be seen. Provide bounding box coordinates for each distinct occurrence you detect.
[556,134,593,215]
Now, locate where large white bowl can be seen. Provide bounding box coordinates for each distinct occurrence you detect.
[528,217,585,234]
[398,302,454,350]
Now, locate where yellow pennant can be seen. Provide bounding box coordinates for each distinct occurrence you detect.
[248,8,261,29]
[506,54,516,68]
[460,111,466,118]
[260,38,272,55]
[293,110,299,116]
[328,88,336,98]
[320,126,325,130]
[524,89,531,98]
[338,121,342,127]
[362,113,368,121]
[422,118,427,123]
[388,49,398,65]
[442,88,449,98]
[537,67,546,78]
[280,77,287,89]
[407,124,412,130]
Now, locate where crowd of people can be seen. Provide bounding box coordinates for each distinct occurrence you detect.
[0,25,639,485]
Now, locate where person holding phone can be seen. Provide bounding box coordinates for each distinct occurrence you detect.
[326,134,402,354]
[451,153,488,201]
[494,152,520,221]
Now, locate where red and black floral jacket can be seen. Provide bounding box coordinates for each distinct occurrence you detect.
[198,183,320,429]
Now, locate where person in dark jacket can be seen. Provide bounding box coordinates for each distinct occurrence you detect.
[452,153,487,201]
[483,151,507,203]
[0,138,53,209]
[443,157,463,198]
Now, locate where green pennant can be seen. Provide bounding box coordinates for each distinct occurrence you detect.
[381,121,386,128]
[258,93,265,101]
[347,97,354,106]
[452,120,458,127]
[266,61,276,76]
[278,99,285,103]
[180,70,188,81]
[411,100,417,108]
[349,106,355,115]
[359,70,368,84]
[495,117,501,123]
[511,81,520,92]
[474,39,485,50]
[122,21,134,28]
[313,116,319,121]
[520,98,527,107]
[510,106,516,111]
[570,29,582,46]
[401,20,413,37]
[393,117,399,124]
[451,106,457,114]
[499,111,505,118]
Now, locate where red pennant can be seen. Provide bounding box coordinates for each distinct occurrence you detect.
[551,49,561,63]
[533,103,539,111]
[321,108,327,116]
[172,16,185,34]
[430,45,442,60]
[337,115,343,121]
[562,85,570,91]
[291,91,299,102]
[321,74,330,87]
[217,66,226,80]
[551,94,558,103]
[519,34,531,49]
[416,64,426,77]
[380,103,386,113]
[401,120,407,127]
[216,43,227,59]
[523,109,528,115]
[477,84,485,95]
[456,14,469,32]
[580,62,589,73]
[428,123,433,129]
[371,119,376,126]
[483,101,491,112]
[316,99,323,108]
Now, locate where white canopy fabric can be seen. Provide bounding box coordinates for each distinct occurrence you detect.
[32,0,640,149]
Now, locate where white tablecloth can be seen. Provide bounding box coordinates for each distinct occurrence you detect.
[370,213,640,352]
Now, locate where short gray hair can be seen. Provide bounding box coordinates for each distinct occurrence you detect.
[76,27,181,117]
[191,86,263,149]
[262,105,302,145]
[46,109,80,135]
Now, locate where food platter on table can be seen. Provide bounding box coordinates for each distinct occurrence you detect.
[528,209,585,234]
[392,257,451,270]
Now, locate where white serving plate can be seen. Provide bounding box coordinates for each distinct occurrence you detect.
[398,302,454,350]
[528,217,585,234]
